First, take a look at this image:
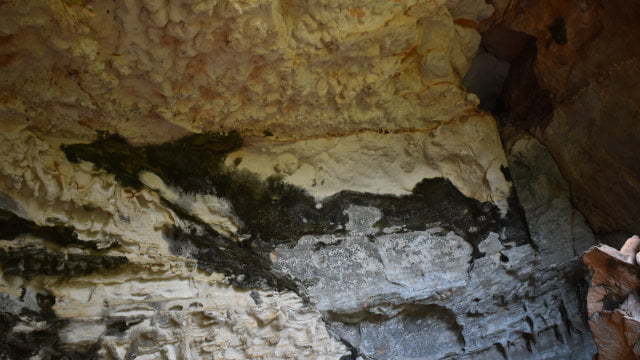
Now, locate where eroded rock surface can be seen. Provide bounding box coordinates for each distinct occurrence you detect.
[0,0,598,359]
[271,131,597,359]
[584,242,640,360]
[0,0,489,143]
[0,123,599,359]
[481,0,640,236]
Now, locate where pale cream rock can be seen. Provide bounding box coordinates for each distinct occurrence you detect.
[0,128,349,359]
[0,0,492,143]
[0,129,176,255]
[226,115,512,213]
[139,171,241,237]
[48,272,348,360]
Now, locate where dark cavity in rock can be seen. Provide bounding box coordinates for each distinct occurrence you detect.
[0,209,109,250]
[0,292,101,360]
[465,26,553,132]
[548,17,568,45]
[0,246,128,278]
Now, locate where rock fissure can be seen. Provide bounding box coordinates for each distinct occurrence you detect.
[0,208,114,251]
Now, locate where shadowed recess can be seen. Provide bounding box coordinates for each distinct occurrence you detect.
[0,247,128,278]
[0,209,111,250]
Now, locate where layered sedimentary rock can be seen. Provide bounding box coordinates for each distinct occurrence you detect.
[0,1,598,359]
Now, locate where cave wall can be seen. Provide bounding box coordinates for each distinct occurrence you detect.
[480,0,640,237]
[0,1,599,359]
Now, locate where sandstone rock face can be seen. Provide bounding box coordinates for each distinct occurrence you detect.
[0,1,597,359]
[0,130,348,359]
[0,0,488,143]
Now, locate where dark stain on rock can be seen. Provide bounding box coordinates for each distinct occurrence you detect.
[338,338,360,360]
[62,131,532,282]
[0,292,101,360]
[62,132,342,246]
[314,239,344,251]
[500,165,513,182]
[62,131,243,191]
[0,209,108,250]
[165,222,299,291]
[500,165,535,249]
[499,165,536,250]
[566,263,591,326]
[158,197,299,291]
[0,246,128,278]
[501,187,535,250]
[548,17,568,45]
[322,177,532,258]
[249,290,262,306]
[220,172,344,244]
[105,319,130,336]
[104,316,143,337]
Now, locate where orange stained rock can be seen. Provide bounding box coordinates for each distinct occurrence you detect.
[454,18,479,30]
[348,8,366,18]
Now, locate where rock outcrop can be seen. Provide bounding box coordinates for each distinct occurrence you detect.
[0,0,489,143]
[477,0,640,236]
[584,238,640,360]
[0,1,601,359]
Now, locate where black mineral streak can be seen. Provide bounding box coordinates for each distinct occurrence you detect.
[0,292,100,360]
[0,209,106,250]
[62,131,534,287]
[338,338,360,360]
[164,221,299,291]
[0,246,128,278]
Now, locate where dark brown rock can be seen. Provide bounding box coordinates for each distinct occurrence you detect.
[483,0,640,234]
[584,243,640,359]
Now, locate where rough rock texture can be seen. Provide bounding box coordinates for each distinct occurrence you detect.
[584,244,640,359]
[0,130,348,359]
[273,131,598,359]
[501,131,598,357]
[0,1,600,359]
[503,130,595,265]
[0,0,490,143]
[0,123,599,360]
[479,0,640,236]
